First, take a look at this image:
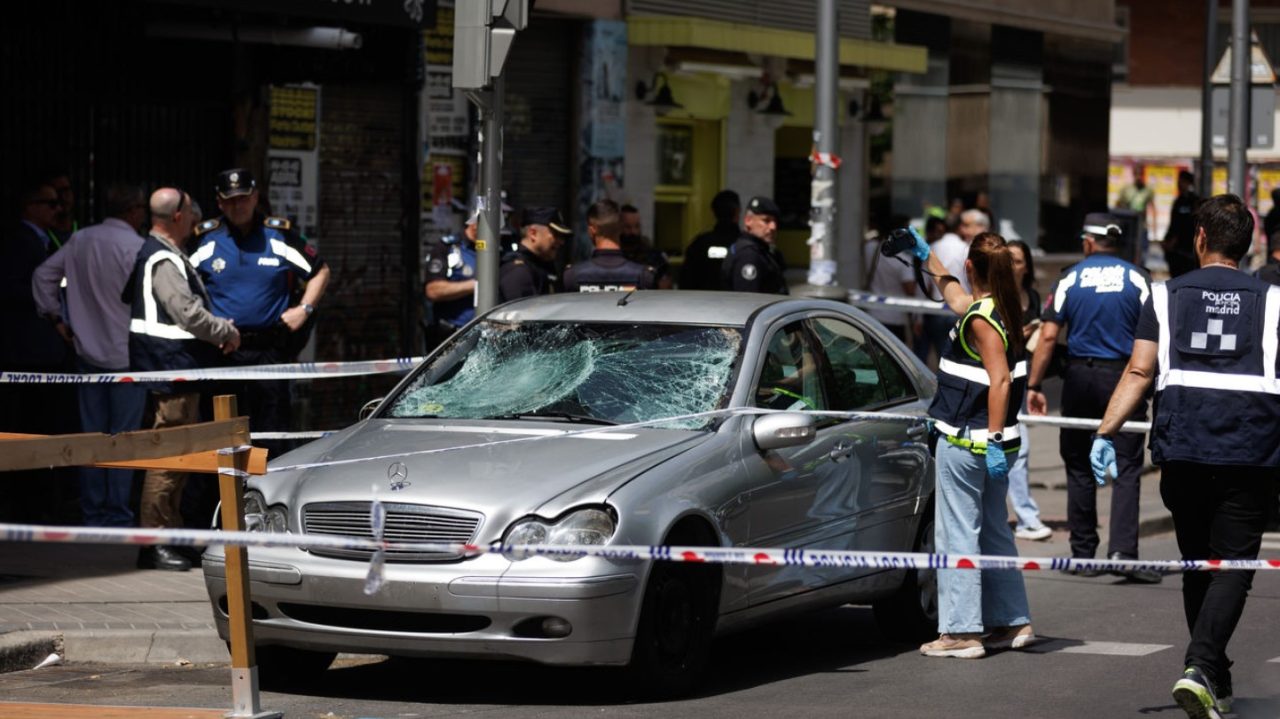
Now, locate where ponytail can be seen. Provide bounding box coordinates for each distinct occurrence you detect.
[969,232,1025,355]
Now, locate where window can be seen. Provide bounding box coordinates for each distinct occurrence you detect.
[754,322,825,411]
[810,317,916,410]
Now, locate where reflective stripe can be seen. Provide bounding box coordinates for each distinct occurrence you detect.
[938,357,1027,385]
[133,249,196,341]
[189,241,215,267]
[958,298,1007,362]
[1053,270,1077,313]
[269,238,313,275]
[933,420,1020,443]
[1129,268,1150,306]
[1152,282,1171,382]
[1162,369,1280,394]
[1265,286,1280,383]
[130,318,195,340]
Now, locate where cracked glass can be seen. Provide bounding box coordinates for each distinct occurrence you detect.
[386,321,744,428]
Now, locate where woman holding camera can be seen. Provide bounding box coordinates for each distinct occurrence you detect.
[904,229,1036,659]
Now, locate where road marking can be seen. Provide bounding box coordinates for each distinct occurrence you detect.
[1263,533,1280,553]
[1269,656,1280,664]
[1024,639,1173,657]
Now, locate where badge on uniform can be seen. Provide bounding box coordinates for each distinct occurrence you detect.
[427,259,444,274]
[211,257,226,274]
[462,265,474,278]
[741,263,758,280]
[1175,289,1253,358]
[708,246,729,259]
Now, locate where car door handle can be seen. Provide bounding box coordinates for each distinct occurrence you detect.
[828,441,855,462]
[906,424,929,439]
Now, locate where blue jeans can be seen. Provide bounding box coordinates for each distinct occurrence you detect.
[934,436,1032,634]
[77,358,146,526]
[1006,423,1045,531]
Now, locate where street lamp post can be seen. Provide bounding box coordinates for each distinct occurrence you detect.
[800,0,850,300]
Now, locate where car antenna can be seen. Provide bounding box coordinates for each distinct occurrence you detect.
[616,290,636,307]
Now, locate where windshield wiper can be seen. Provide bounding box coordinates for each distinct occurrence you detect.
[484,411,619,425]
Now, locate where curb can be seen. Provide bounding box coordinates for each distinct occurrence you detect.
[0,629,227,673]
[0,631,61,674]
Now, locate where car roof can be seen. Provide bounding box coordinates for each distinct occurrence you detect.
[487,291,794,326]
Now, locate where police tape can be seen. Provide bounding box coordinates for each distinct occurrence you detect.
[2,523,1276,576]
[847,291,953,317]
[0,356,426,384]
[1017,414,1151,433]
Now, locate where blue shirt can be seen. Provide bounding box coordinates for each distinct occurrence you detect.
[1043,253,1151,360]
[423,236,477,326]
[190,219,322,331]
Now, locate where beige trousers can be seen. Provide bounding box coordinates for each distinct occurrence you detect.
[139,392,200,529]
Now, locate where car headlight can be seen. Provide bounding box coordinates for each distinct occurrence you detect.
[503,507,616,561]
[243,490,289,533]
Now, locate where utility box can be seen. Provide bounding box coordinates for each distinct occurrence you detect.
[1211,33,1278,149]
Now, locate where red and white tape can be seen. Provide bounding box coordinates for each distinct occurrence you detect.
[0,356,425,384]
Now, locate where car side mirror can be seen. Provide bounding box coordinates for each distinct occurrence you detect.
[752,412,817,451]
[358,397,384,421]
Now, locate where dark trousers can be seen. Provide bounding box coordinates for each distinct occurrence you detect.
[1059,361,1147,558]
[1160,462,1280,687]
[76,358,146,527]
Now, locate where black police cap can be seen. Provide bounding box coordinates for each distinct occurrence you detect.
[216,168,256,199]
[523,206,572,236]
[746,196,780,217]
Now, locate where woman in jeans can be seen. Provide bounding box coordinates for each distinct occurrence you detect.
[1006,240,1052,541]
[905,229,1036,659]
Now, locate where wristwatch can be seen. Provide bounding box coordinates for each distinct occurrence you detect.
[301,303,315,316]
[1027,384,1043,393]
[989,431,1004,443]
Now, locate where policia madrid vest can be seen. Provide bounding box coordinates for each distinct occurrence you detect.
[1149,268,1280,466]
[127,236,218,375]
[927,297,1027,454]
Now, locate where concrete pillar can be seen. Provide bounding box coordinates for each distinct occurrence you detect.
[837,92,867,290]
[988,26,1044,247]
[892,11,951,220]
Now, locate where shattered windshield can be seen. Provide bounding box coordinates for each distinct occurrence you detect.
[385,321,744,429]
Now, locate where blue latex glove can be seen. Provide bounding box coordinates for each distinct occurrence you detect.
[908,225,931,262]
[985,440,1008,480]
[1090,436,1116,487]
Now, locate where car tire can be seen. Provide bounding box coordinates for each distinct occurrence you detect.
[252,645,336,689]
[873,506,938,642]
[626,528,720,698]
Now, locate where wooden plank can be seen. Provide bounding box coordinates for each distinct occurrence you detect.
[0,433,268,475]
[0,702,225,718]
[0,419,250,471]
[215,396,257,671]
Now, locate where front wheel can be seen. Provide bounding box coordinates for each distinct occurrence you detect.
[873,508,938,642]
[627,546,720,698]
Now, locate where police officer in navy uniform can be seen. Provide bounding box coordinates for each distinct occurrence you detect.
[722,196,788,294]
[1026,212,1160,582]
[563,199,657,293]
[1093,194,1280,718]
[498,206,570,302]
[189,168,330,444]
[424,204,479,348]
[680,190,740,290]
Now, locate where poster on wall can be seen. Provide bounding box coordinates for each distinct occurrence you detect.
[422,6,470,233]
[267,84,321,240]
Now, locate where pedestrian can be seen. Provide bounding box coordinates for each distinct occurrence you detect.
[1163,170,1201,279]
[679,190,740,290]
[31,183,147,527]
[861,217,917,341]
[909,229,1037,659]
[1025,213,1161,583]
[1091,194,1280,718]
[46,170,79,248]
[1257,231,1280,286]
[912,216,953,365]
[1005,239,1051,541]
[126,188,240,570]
[424,204,479,348]
[721,196,787,294]
[564,200,657,293]
[619,203,672,288]
[1263,188,1280,246]
[189,168,329,449]
[1117,164,1156,263]
[498,206,570,302]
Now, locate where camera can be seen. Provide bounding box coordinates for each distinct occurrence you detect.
[881,227,917,258]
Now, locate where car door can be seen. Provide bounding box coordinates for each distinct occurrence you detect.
[742,320,863,607]
[808,316,931,557]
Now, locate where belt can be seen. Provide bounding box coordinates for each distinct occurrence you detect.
[940,433,1018,455]
[1067,357,1128,369]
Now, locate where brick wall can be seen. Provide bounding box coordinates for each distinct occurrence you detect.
[1125,0,1280,86]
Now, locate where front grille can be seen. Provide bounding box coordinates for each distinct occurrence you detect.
[302,502,483,562]
[278,603,491,633]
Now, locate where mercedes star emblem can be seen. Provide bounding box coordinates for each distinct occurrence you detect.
[387,462,411,491]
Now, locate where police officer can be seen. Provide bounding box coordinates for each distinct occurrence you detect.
[1092,194,1280,718]
[189,168,330,442]
[619,203,672,289]
[722,196,788,294]
[563,199,657,293]
[424,205,479,348]
[679,189,740,290]
[498,206,570,302]
[1026,212,1159,582]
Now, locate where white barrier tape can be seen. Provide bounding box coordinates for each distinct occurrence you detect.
[216,468,252,478]
[250,431,335,440]
[216,445,253,455]
[1,523,1276,574]
[1018,414,1151,434]
[847,291,953,317]
[0,356,425,384]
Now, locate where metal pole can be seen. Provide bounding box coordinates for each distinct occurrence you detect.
[802,0,847,299]
[1200,0,1216,198]
[1228,0,1249,196]
[475,75,503,313]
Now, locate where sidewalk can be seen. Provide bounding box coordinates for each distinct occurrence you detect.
[0,416,1175,674]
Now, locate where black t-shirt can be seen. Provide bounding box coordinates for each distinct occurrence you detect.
[498,246,558,302]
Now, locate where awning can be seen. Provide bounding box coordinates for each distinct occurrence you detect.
[628,15,928,74]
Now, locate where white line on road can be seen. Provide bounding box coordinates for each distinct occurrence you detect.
[1262,542,1280,552]
[1269,656,1280,664]
[1025,640,1173,657]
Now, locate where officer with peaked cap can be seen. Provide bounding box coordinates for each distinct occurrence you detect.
[1092,194,1280,718]
[1026,211,1159,582]
[499,206,571,301]
[721,196,788,294]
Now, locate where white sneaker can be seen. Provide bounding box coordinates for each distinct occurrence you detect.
[1015,525,1053,541]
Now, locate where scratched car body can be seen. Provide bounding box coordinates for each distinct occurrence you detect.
[202,291,938,693]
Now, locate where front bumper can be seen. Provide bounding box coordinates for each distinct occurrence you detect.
[202,545,643,666]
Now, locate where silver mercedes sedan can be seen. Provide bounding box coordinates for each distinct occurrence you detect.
[203,291,938,695]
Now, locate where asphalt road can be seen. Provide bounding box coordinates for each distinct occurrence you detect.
[2,533,1278,719]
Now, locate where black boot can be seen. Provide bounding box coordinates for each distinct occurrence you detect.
[137,545,192,571]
